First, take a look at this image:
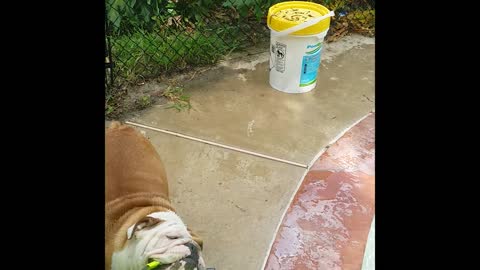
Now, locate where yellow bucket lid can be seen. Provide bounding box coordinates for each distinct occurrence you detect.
[267,1,332,36]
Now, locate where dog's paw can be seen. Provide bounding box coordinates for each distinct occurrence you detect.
[108,121,123,129]
[106,122,145,139]
[108,121,134,132]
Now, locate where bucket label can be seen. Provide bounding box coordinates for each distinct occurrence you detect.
[275,42,287,73]
[300,42,323,87]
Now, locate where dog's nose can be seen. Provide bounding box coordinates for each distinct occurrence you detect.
[182,242,200,267]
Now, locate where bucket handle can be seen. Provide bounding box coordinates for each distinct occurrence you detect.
[271,10,335,37]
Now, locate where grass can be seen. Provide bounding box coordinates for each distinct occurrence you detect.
[105,84,192,119]
[105,89,128,119]
[110,26,250,84]
[134,94,153,110]
[163,86,192,112]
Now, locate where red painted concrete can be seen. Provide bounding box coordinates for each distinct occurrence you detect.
[264,113,375,270]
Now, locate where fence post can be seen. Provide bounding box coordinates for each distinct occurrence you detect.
[105,9,114,91]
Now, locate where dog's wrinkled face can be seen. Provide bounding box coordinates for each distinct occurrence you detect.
[111,211,205,270]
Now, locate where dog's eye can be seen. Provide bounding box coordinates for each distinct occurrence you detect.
[167,235,180,240]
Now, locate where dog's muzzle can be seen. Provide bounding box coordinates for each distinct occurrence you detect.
[145,242,205,270]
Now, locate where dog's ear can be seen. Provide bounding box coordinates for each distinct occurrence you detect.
[188,228,204,250]
[127,216,164,240]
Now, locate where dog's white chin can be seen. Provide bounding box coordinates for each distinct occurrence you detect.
[111,211,204,270]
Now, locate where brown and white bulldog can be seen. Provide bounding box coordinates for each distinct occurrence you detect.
[106,122,205,270]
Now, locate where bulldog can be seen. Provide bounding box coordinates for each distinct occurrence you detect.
[106,122,205,270]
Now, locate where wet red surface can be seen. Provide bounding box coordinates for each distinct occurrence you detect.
[264,113,375,270]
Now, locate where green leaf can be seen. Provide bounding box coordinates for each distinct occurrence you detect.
[254,5,263,20]
[153,2,160,14]
[128,0,136,8]
[108,8,121,29]
[112,0,126,10]
[238,6,249,18]
[223,0,245,8]
[141,6,151,23]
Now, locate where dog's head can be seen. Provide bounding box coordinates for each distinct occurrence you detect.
[111,211,205,270]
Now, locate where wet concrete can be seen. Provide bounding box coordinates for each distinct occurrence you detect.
[264,113,375,270]
[136,128,305,270]
[120,34,374,270]
[129,35,375,165]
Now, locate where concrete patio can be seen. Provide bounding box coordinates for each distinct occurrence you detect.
[110,34,375,270]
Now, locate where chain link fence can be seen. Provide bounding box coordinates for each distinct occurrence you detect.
[105,0,374,95]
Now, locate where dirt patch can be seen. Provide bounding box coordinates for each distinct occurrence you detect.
[105,70,203,120]
[106,83,169,120]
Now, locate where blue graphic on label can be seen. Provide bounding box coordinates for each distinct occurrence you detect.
[300,43,322,87]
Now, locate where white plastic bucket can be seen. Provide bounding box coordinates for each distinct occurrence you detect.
[269,11,334,94]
